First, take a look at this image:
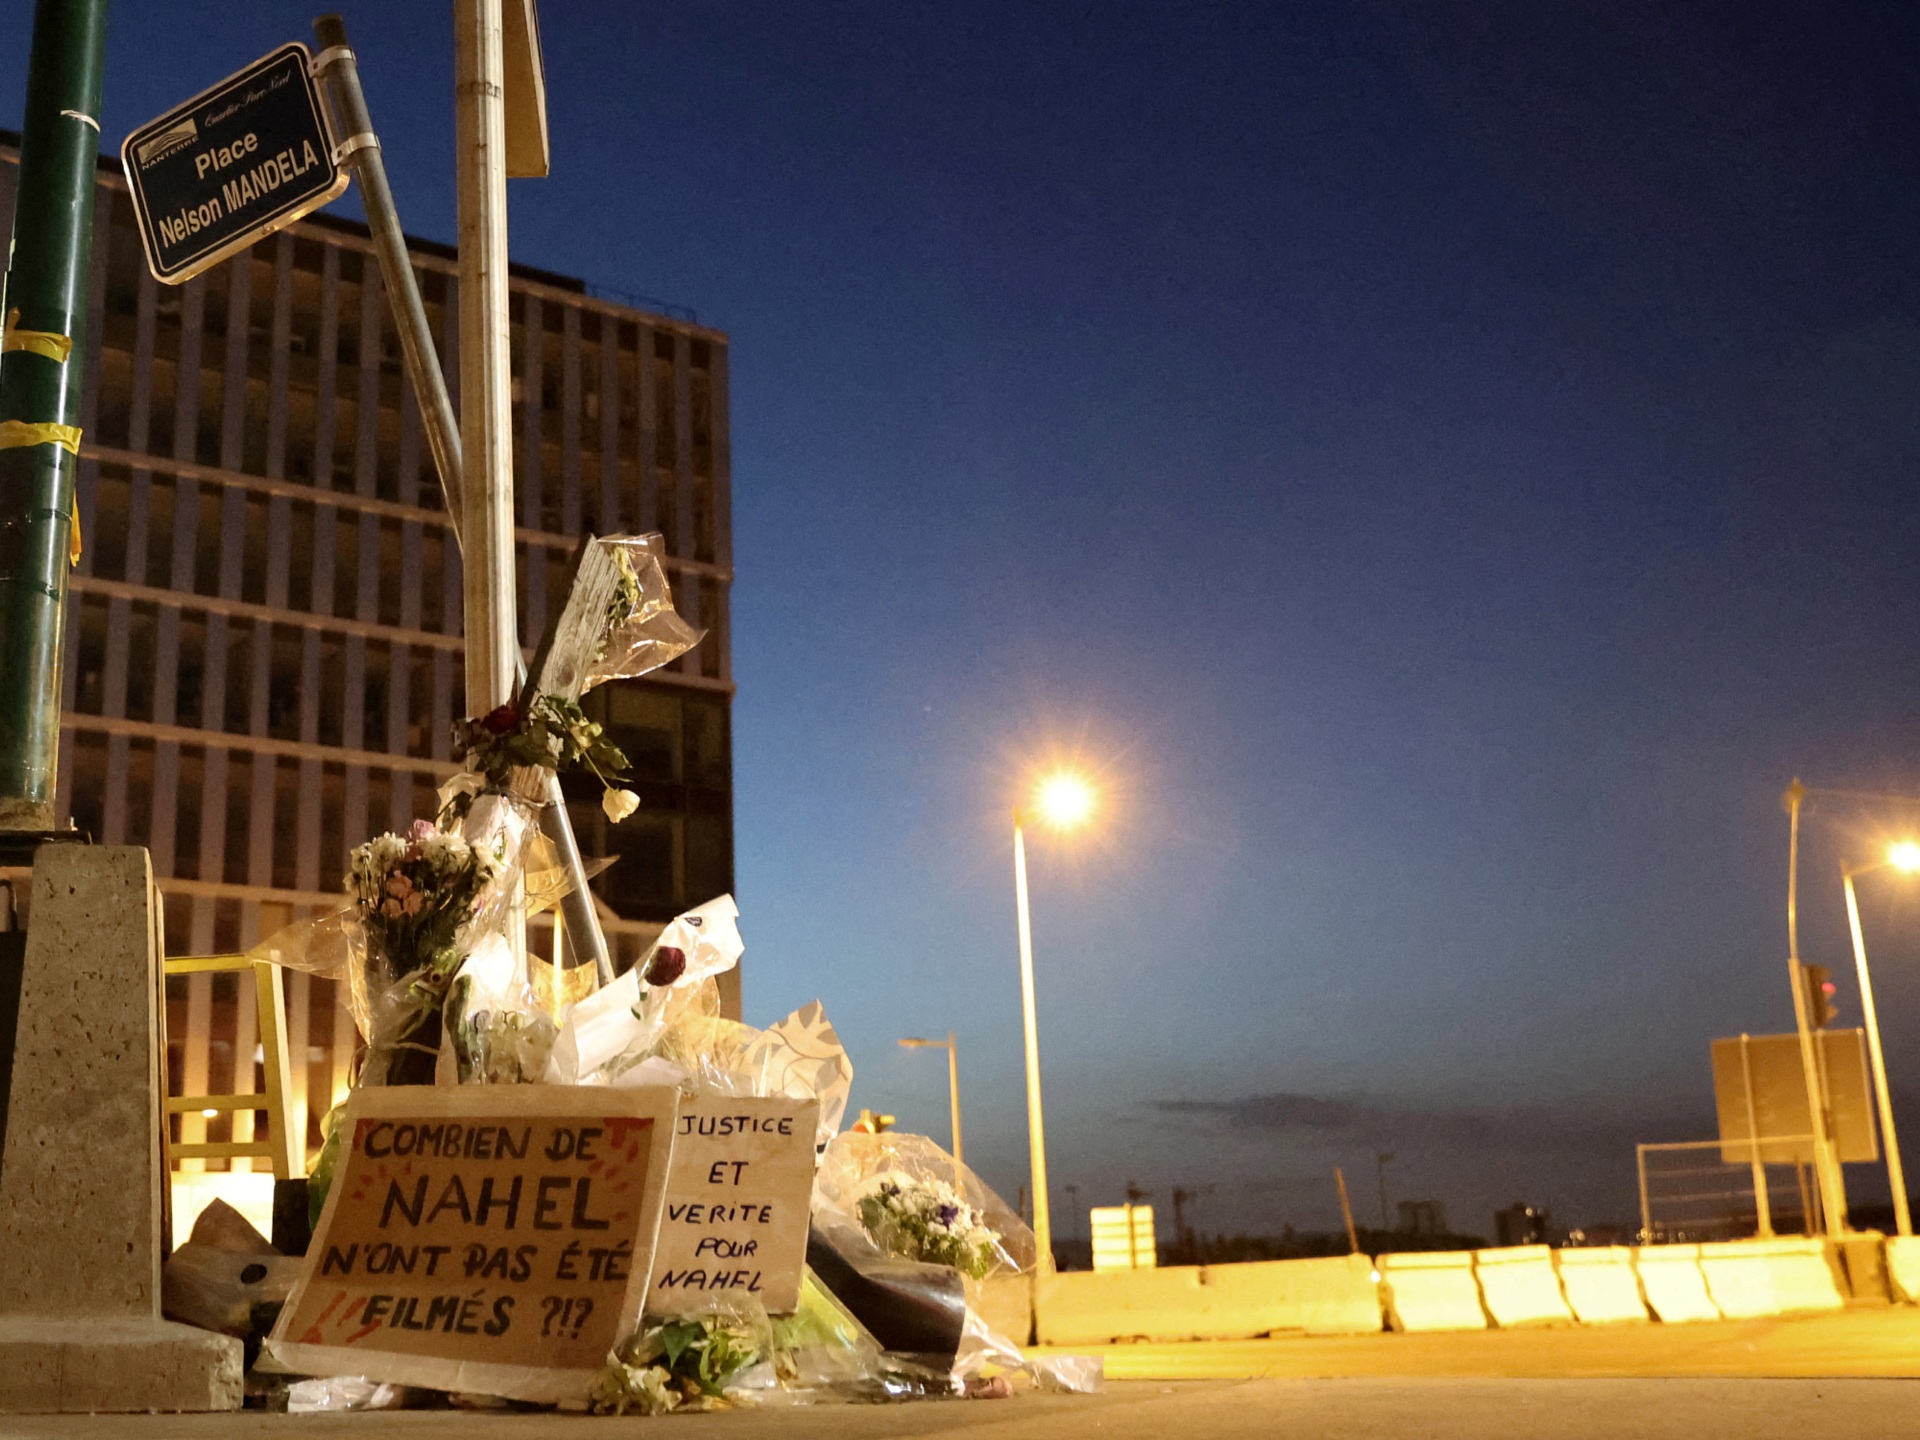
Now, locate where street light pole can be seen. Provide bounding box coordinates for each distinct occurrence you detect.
[1013,810,1053,1274]
[1843,862,1913,1237]
[899,1032,963,1166]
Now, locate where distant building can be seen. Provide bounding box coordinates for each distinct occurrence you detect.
[1494,1203,1553,1248]
[1396,1198,1448,1236]
[0,134,734,1160]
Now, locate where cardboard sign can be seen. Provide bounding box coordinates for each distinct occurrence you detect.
[269,1085,679,1404]
[647,1096,820,1316]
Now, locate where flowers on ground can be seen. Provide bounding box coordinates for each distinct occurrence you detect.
[856,1177,1001,1279]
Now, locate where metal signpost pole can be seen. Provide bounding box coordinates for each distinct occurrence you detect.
[1738,1034,1774,1237]
[0,0,108,836]
[454,0,528,974]
[1785,780,1848,1233]
[312,16,614,986]
[454,0,519,736]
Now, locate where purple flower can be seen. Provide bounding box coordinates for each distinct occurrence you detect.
[936,1203,961,1227]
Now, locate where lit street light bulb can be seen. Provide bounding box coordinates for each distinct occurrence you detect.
[1889,841,1920,874]
[1033,772,1095,831]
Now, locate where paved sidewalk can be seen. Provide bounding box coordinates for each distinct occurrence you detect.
[7,1379,1920,1440]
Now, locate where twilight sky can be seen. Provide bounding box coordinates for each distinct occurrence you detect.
[21,0,1920,1240]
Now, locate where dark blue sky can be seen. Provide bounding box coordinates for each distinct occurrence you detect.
[24,1,1920,1238]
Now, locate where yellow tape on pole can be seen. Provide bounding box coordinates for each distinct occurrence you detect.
[0,419,82,455]
[0,420,86,564]
[1,308,73,363]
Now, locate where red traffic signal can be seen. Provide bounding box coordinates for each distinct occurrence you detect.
[1806,964,1839,1028]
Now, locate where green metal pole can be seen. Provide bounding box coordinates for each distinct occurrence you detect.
[0,0,109,834]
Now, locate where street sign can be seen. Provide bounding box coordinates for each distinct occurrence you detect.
[121,43,348,284]
[1711,1030,1879,1166]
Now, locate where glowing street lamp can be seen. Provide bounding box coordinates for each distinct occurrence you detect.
[1842,841,1920,1238]
[899,1032,963,1166]
[1013,769,1095,1275]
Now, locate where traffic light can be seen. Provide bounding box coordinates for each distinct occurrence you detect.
[1805,964,1839,1028]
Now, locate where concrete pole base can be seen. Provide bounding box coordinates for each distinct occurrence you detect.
[0,1317,241,1413]
[0,846,243,1412]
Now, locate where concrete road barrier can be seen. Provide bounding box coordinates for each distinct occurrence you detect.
[1553,1245,1649,1324]
[1632,1244,1721,1323]
[1698,1238,1844,1319]
[1378,1251,1487,1333]
[1885,1235,1920,1304]
[1036,1266,1205,1345]
[1472,1245,1573,1327]
[1033,1255,1385,1345]
[1196,1255,1383,1337]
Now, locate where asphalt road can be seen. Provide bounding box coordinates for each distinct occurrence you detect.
[11,1312,1920,1438]
[7,1379,1920,1440]
[1032,1306,1920,1380]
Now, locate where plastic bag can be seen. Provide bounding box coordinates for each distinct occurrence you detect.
[813,1131,1035,1279]
[160,1200,303,1366]
[285,1376,407,1413]
[585,534,703,692]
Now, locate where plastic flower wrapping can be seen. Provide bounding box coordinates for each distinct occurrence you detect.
[813,1131,1036,1280]
[856,1178,1000,1280]
[587,534,703,692]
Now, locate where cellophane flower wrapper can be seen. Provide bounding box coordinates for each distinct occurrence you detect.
[813,1132,1035,1280]
[592,1297,773,1414]
[583,534,703,693]
[658,1003,853,1147]
[726,1268,949,1406]
[544,895,742,1085]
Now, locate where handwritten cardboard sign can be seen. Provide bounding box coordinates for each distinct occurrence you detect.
[647,1095,820,1316]
[269,1084,679,1403]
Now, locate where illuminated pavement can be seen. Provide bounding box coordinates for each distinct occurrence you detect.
[11,1315,1920,1439]
[1030,1305,1920,1379]
[7,1378,1920,1439]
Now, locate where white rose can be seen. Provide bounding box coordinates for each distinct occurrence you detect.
[602,787,640,824]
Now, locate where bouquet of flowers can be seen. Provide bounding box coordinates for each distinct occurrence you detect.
[590,1310,767,1415]
[448,692,638,824]
[348,818,504,1086]
[856,1178,1001,1280]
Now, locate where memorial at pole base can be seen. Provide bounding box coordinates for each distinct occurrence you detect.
[0,527,1101,1414]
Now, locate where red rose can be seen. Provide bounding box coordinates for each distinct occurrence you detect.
[644,945,686,987]
[480,703,520,735]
